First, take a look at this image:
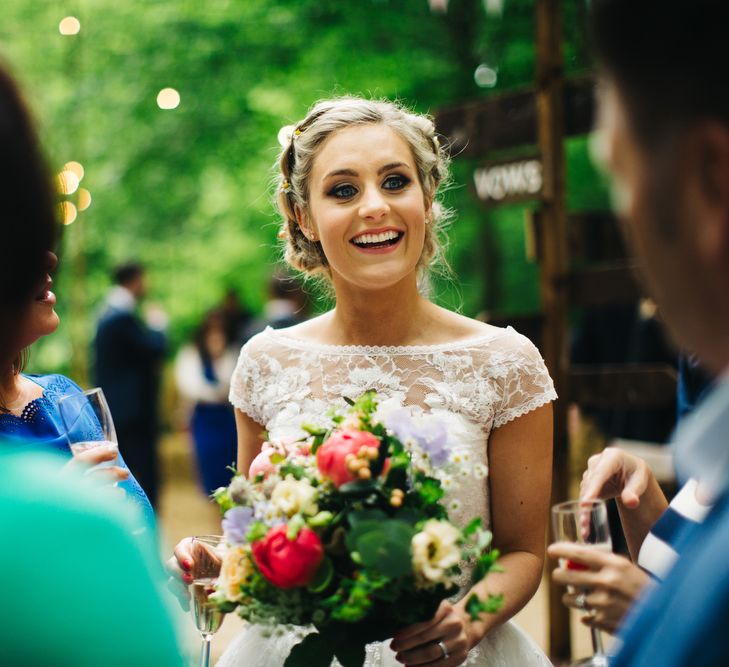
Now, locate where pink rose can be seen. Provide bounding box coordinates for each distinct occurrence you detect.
[248,445,277,479]
[251,525,323,589]
[316,428,381,487]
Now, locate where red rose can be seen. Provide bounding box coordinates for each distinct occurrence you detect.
[251,525,324,589]
[316,428,381,487]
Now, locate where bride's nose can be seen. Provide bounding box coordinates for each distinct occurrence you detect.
[358,187,390,221]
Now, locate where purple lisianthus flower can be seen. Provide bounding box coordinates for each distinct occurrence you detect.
[386,408,450,467]
[385,408,416,443]
[415,419,450,467]
[222,506,254,545]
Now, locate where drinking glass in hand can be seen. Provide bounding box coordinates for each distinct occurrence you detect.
[552,499,612,667]
[190,535,225,667]
[57,387,119,469]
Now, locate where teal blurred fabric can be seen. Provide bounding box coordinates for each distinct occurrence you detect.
[0,445,186,666]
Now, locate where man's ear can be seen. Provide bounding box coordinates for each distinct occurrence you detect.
[690,121,729,263]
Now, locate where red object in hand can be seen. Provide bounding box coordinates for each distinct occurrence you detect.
[252,525,324,589]
[566,559,589,571]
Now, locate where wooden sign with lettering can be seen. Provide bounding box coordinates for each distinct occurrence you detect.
[473,156,543,204]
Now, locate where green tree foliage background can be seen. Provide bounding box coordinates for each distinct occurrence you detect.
[1,0,606,379]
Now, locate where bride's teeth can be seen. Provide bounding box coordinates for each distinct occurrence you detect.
[354,230,400,245]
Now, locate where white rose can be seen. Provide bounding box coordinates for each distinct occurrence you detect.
[411,519,461,585]
[270,475,318,517]
[217,545,252,602]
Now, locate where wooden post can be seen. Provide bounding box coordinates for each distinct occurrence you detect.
[535,0,571,660]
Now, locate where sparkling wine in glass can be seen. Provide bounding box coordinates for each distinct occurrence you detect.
[552,499,613,667]
[190,535,225,667]
[57,387,119,470]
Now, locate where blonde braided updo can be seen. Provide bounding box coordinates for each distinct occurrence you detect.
[275,97,451,280]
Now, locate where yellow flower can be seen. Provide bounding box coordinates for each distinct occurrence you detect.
[218,545,253,602]
[271,475,318,517]
[411,520,461,585]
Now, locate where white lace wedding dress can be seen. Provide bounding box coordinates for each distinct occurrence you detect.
[221,324,557,667]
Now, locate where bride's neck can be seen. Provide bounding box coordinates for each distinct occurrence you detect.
[328,278,433,346]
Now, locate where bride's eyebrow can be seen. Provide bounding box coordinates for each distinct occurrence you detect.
[323,162,410,180]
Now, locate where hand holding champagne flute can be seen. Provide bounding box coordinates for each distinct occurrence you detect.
[189,535,225,667]
[58,387,127,483]
[551,499,612,667]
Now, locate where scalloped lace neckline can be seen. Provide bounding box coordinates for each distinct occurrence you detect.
[263,325,512,355]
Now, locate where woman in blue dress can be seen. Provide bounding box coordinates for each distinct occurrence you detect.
[0,252,154,525]
[0,209,154,522]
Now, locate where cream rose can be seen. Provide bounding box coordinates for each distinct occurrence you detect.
[270,475,318,517]
[411,519,461,585]
[218,545,253,602]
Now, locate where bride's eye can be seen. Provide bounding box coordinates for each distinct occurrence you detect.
[382,174,410,191]
[328,183,358,199]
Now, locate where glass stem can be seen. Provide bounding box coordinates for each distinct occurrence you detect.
[591,627,605,656]
[200,634,212,667]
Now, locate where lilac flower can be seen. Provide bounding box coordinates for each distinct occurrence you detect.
[385,408,416,443]
[385,409,450,467]
[222,506,254,545]
[416,419,450,467]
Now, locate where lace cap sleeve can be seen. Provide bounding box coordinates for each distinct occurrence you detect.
[493,330,557,429]
[228,335,267,426]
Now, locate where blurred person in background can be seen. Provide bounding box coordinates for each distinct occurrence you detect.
[95,261,167,508]
[0,61,183,666]
[175,308,238,495]
[242,269,310,340]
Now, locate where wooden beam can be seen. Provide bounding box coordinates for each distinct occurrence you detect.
[569,365,678,409]
[567,261,642,306]
[534,0,571,660]
[435,75,595,157]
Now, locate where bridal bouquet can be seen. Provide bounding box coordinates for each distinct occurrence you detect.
[211,391,503,667]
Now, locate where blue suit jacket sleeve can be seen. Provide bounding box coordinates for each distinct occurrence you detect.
[613,493,729,667]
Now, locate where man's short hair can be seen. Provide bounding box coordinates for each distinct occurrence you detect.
[590,0,729,149]
[113,261,144,286]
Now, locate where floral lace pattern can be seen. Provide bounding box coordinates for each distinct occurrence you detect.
[224,325,556,667]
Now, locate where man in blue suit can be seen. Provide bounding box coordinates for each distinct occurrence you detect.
[95,262,167,508]
[587,1,729,665]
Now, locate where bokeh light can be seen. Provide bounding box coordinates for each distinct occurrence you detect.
[474,64,498,88]
[59,201,78,225]
[64,161,85,182]
[57,170,80,196]
[157,88,181,110]
[77,188,92,211]
[59,17,81,35]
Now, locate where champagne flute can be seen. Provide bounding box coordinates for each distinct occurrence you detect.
[58,387,119,470]
[190,535,225,667]
[552,499,612,667]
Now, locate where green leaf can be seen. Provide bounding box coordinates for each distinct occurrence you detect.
[284,633,335,667]
[462,517,482,537]
[343,396,355,406]
[465,593,505,621]
[246,521,268,543]
[348,509,388,527]
[356,520,414,578]
[307,511,334,527]
[308,557,333,593]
